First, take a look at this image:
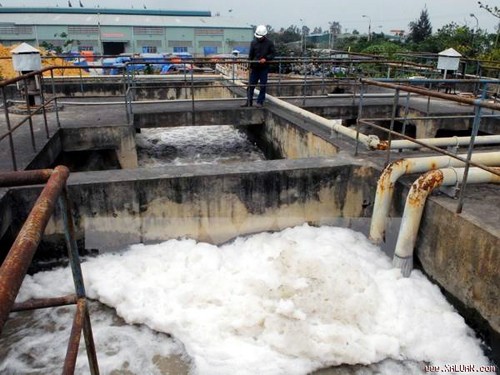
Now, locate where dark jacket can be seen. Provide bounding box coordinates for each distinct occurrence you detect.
[248,37,276,69]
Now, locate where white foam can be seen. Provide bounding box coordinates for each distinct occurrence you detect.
[5,225,494,374]
[136,126,265,167]
[0,299,187,374]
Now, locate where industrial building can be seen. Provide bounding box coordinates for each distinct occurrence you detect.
[0,7,253,56]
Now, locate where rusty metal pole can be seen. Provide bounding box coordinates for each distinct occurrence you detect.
[321,61,325,96]
[38,72,51,139]
[360,78,500,111]
[78,63,85,97]
[23,77,37,152]
[354,81,365,156]
[59,187,85,297]
[63,298,85,375]
[401,92,411,137]
[0,165,69,334]
[278,60,282,97]
[1,86,18,171]
[455,83,487,214]
[59,186,100,374]
[302,57,308,107]
[12,295,78,312]
[82,304,100,375]
[0,168,53,187]
[386,88,400,166]
[190,61,195,126]
[123,66,130,125]
[50,69,61,128]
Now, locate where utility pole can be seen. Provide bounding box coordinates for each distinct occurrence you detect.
[362,15,371,42]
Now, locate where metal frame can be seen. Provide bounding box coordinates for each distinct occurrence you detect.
[0,166,99,375]
[2,61,499,212]
[356,78,500,213]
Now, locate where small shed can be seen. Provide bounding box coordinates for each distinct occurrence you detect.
[437,48,462,77]
[11,42,42,73]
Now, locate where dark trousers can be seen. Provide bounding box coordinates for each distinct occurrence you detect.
[247,66,269,104]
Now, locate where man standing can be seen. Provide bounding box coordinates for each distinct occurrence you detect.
[241,24,276,107]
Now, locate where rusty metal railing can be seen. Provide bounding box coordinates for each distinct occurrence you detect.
[356,78,500,214]
[0,165,99,375]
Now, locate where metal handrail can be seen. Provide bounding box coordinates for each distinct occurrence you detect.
[356,78,500,214]
[0,166,99,374]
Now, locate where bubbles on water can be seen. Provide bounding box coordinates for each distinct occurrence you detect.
[0,300,189,375]
[1,225,493,375]
[136,126,266,167]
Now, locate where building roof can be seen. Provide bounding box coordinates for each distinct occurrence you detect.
[438,48,462,57]
[10,42,40,54]
[0,7,251,29]
[0,7,211,17]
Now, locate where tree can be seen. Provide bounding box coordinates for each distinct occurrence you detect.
[267,25,302,57]
[362,40,406,59]
[478,1,500,18]
[420,22,488,57]
[478,1,500,49]
[329,22,341,36]
[408,7,432,44]
[42,31,78,54]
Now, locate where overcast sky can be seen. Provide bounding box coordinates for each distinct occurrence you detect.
[4,0,500,34]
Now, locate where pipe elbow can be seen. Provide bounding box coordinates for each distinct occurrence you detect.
[407,169,444,207]
[366,135,384,150]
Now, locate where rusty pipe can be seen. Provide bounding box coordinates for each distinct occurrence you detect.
[12,294,78,312]
[0,165,70,334]
[393,167,500,277]
[369,152,500,244]
[360,78,500,112]
[0,169,53,187]
[63,298,86,375]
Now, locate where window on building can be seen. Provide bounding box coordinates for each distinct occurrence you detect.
[199,41,222,48]
[168,41,193,48]
[173,46,188,53]
[195,29,224,36]
[142,46,158,53]
[134,27,164,36]
[68,26,98,35]
[0,26,33,34]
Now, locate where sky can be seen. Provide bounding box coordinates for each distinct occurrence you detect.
[3,0,500,35]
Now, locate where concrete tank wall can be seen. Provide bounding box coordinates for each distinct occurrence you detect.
[61,126,138,169]
[41,79,232,100]
[8,159,377,252]
[248,111,339,159]
[416,196,500,334]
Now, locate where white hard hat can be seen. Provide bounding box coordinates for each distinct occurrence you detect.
[254,25,268,38]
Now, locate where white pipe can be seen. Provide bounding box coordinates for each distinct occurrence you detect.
[225,74,500,151]
[369,152,500,244]
[224,73,381,150]
[393,167,500,277]
[264,92,500,151]
[265,94,381,149]
[388,135,500,150]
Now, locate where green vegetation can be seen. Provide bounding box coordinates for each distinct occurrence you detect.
[266,2,500,65]
[40,32,78,54]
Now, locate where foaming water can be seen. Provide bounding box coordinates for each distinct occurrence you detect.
[1,225,494,375]
[136,126,265,167]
